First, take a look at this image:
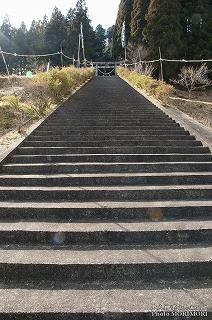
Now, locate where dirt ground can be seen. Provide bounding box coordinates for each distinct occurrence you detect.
[167,88,212,128]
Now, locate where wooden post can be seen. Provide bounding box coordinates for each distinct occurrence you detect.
[124,46,127,67]
[60,47,64,68]
[0,46,11,79]
[159,47,164,82]
[77,33,81,68]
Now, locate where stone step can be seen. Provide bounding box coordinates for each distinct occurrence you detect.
[49,113,171,117]
[0,185,211,201]
[9,154,212,164]
[0,75,211,317]
[0,172,212,186]
[50,109,170,114]
[46,115,173,120]
[2,162,212,174]
[0,201,211,221]
[41,120,180,125]
[41,119,180,125]
[33,129,188,136]
[40,124,182,131]
[16,146,210,155]
[54,110,168,114]
[0,246,211,281]
[22,139,202,147]
[27,134,196,141]
[0,221,211,246]
[0,284,210,317]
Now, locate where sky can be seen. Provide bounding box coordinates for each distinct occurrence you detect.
[0,0,120,30]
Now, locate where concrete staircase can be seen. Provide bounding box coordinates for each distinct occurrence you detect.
[0,77,211,318]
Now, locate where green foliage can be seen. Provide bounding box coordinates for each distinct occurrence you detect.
[65,0,97,62]
[144,0,182,59]
[105,26,115,59]
[94,25,107,60]
[113,0,133,58]
[0,0,113,73]
[130,0,150,45]
[142,0,183,79]
[113,0,212,80]
[180,0,212,59]
[117,67,174,102]
[45,7,66,66]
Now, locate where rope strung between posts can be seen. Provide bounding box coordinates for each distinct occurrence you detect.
[125,58,212,67]
[0,49,94,69]
[62,52,75,61]
[98,68,115,76]
[2,49,211,67]
[0,46,17,94]
[0,50,61,57]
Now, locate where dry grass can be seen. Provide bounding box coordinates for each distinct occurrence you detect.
[117,67,174,103]
[117,66,212,128]
[0,67,95,137]
[0,75,30,89]
[168,89,212,128]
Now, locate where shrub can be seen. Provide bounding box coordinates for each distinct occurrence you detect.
[33,66,95,103]
[154,82,174,102]
[117,67,174,103]
[0,75,30,89]
[172,64,211,99]
[24,80,51,117]
[0,66,95,134]
[1,95,36,131]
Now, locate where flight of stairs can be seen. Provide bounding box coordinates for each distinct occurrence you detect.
[0,77,211,318]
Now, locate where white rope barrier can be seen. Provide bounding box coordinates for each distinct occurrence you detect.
[126,59,160,66]
[98,68,115,76]
[62,53,75,61]
[0,50,61,58]
[1,49,212,66]
[162,58,212,63]
[126,58,212,66]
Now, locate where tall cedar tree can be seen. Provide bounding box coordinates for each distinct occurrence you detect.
[105,26,115,59]
[180,0,212,59]
[130,0,150,45]
[45,7,66,65]
[94,25,106,60]
[143,0,182,78]
[14,22,28,73]
[0,15,16,72]
[144,0,182,59]
[113,0,133,58]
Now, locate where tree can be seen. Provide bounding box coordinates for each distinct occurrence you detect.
[144,0,182,58]
[105,26,115,60]
[0,15,14,46]
[28,18,48,54]
[94,25,106,60]
[113,0,133,58]
[13,22,29,73]
[65,0,96,61]
[173,64,211,98]
[180,0,212,59]
[143,0,183,78]
[14,22,28,53]
[45,7,66,65]
[0,15,16,72]
[130,0,150,45]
